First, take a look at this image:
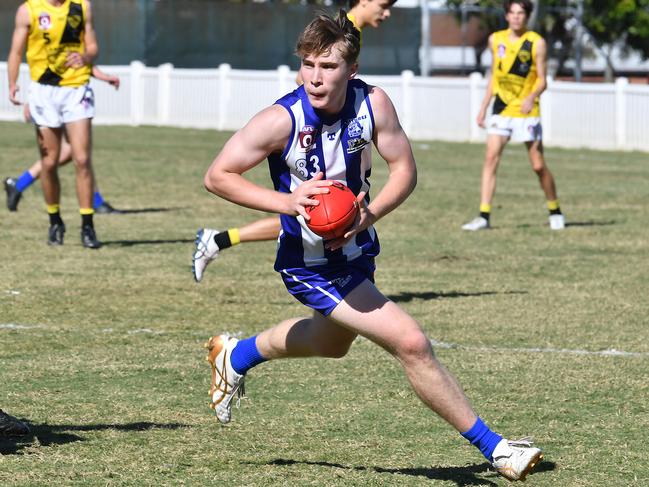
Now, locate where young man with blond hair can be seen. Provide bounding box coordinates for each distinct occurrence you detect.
[201,11,543,482]
[192,0,398,282]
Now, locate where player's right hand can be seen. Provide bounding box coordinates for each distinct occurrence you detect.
[9,84,21,105]
[289,172,332,221]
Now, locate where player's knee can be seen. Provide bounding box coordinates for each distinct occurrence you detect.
[396,329,432,362]
[74,154,91,170]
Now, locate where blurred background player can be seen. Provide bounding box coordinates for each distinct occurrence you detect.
[462,0,565,231]
[192,0,397,282]
[4,66,122,214]
[202,11,542,482]
[7,0,102,248]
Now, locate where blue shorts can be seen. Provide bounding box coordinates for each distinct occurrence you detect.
[279,257,375,316]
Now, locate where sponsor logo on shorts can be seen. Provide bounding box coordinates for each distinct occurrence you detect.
[330,275,353,288]
[38,13,52,30]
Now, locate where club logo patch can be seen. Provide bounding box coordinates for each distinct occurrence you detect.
[518,50,531,64]
[497,44,506,58]
[298,125,316,151]
[38,12,52,30]
[347,118,363,138]
[68,15,82,29]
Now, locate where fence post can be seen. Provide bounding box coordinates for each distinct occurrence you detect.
[218,63,231,131]
[469,72,482,142]
[277,65,291,98]
[615,77,628,149]
[401,70,414,137]
[157,63,173,126]
[129,60,145,126]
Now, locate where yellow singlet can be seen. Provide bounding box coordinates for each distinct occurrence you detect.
[347,13,363,46]
[491,29,542,117]
[25,0,91,87]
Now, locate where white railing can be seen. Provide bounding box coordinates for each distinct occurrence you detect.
[1,61,647,152]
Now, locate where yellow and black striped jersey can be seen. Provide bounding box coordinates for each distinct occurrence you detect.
[25,0,91,87]
[491,29,542,117]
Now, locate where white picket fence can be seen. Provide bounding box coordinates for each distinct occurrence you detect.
[1,61,647,152]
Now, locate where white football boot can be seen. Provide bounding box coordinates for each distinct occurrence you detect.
[204,335,245,424]
[461,216,490,231]
[492,437,543,481]
[192,228,220,282]
[549,214,565,230]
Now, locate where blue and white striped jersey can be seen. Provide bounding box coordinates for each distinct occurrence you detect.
[269,78,380,269]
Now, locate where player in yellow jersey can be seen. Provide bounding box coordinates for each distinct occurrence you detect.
[7,0,102,248]
[4,65,122,214]
[462,0,565,231]
[193,0,398,282]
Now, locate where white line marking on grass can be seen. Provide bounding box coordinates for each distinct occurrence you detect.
[4,290,20,295]
[127,328,164,335]
[0,323,43,329]
[430,339,649,358]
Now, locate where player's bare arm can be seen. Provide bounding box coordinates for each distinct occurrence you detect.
[521,37,547,114]
[7,4,30,105]
[91,66,120,89]
[66,0,98,68]
[477,34,495,128]
[204,105,331,220]
[366,85,417,221]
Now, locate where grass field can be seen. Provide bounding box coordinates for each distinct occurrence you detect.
[1,120,648,486]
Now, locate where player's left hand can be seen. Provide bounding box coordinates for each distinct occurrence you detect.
[325,190,374,251]
[108,76,120,90]
[521,97,534,115]
[65,51,87,68]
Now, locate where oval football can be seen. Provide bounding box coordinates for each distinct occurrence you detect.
[306,181,358,240]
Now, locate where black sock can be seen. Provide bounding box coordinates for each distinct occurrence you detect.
[549,208,562,215]
[49,212,64,226]
[479,211,490,222]
[213,231,233,250]
[81,213,94,228]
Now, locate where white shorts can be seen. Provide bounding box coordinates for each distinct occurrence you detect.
[487,115,542,142]
[28,83,95,128]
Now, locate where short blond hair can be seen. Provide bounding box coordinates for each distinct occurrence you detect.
[296,10,361,65]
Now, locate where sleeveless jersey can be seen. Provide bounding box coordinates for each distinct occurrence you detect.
[347,13,363,46]
[491,29,542,118]
[25,0,91,87]
[269,78,379,270]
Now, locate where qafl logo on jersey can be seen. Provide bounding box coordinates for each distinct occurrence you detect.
[38,12,52,30]
[298,125,317,152]
[497,44,506,59]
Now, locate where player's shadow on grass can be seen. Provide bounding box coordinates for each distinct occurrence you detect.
[101,238,195,247]
[259,458,555,486]
[0,421,188,455]
[516,220,617,229]
[109,207,185,214]
[387,290,527,303]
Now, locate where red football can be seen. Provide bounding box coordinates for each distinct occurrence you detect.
[306,181,359,240]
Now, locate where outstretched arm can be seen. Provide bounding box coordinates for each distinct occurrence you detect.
[204,104,331,220]
[91,65,120,89]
